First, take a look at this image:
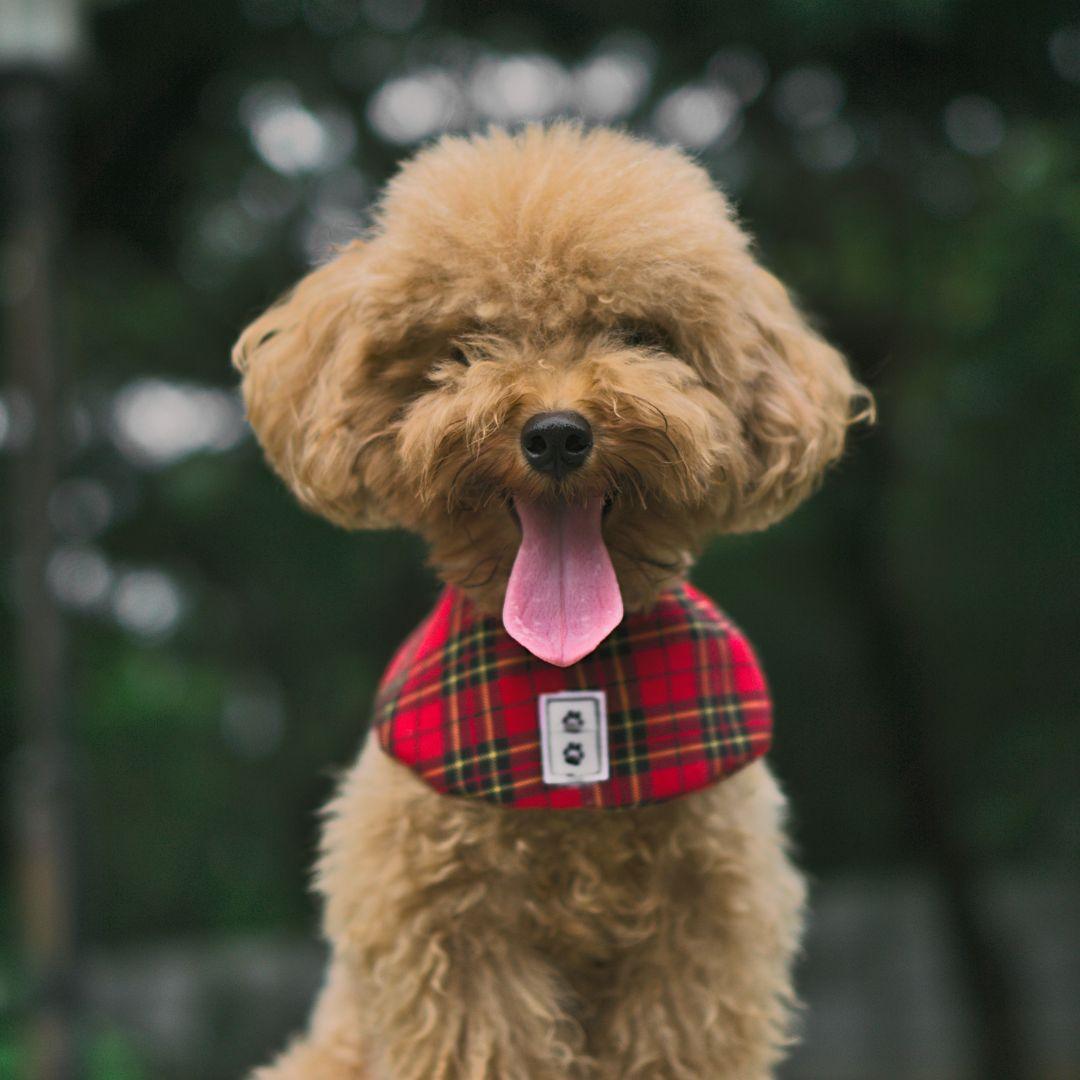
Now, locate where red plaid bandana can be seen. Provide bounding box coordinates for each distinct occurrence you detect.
[374,581,772,809]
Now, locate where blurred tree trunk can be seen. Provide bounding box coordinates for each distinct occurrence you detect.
[2,72,79,1080]
[847,405,1028,1080]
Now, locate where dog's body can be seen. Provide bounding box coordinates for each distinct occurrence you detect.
[266,743,802,1080]
[234,124,869,1079]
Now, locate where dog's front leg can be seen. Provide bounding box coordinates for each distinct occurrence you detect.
[591,764,807,1080]
[312,738,591,1080]
[339,919,588,1080]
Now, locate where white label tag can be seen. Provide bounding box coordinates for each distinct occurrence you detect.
[539,690,609,786]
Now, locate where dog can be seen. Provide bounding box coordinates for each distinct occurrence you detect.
[233,123,870,1079]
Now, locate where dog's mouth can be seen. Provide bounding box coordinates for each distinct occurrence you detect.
[502,494,623,667]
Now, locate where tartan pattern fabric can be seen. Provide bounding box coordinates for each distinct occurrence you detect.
[374,581,772,809]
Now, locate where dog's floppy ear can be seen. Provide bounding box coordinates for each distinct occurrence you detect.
[722,265,873,532]
[232,241,392,528]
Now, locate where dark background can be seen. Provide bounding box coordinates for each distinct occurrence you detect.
[2,1,1078,1077]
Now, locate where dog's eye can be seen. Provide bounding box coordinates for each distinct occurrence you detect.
[448,345,469,366]
[620,324,669,352]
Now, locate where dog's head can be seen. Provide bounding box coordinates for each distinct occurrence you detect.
[234,124,870,664]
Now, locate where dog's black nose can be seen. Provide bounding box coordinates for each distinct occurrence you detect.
[521,411,593,478]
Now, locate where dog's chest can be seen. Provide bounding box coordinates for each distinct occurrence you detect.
[478,797,713,967]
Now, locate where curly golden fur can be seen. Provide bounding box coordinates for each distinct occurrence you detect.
[234,123,870,1079]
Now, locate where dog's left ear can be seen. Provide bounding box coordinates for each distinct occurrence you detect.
[720,265,873,532]
[231,241,395,529]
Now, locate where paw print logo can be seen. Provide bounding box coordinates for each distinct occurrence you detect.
[562,742,585,766]
[561,710,584,733]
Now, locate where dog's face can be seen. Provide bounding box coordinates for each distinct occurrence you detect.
[234,125,868,663]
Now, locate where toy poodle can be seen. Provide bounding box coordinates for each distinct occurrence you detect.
[233,123,870,1079]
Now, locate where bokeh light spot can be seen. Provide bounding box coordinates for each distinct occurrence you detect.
[1048,24,1080,82]
[111,569,185,640]
[0,388,34,451]
[709,46,769,104]
[774,65,845,129]
[468,54,569,122]
[367,70,463,144]
[797,120,858,171]
[242,83,355,175]
[198,201,265,262]
[654,84,740,149]
[111,380,246,469]
[943,95,1005,157]
[572,36,653,121]
[47,546,113,612]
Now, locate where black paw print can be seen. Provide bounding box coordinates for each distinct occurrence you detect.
[563,742,585,766]
[561,710,584,732]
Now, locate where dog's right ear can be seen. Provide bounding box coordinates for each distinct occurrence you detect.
[231,241,393,528]
[699,264,874,534]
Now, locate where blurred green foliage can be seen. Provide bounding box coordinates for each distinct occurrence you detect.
[1,0,1077,997]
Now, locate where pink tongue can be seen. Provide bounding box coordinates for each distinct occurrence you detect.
[503,497,623,667]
